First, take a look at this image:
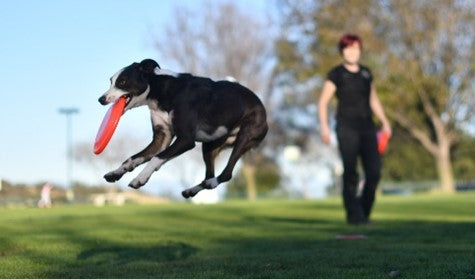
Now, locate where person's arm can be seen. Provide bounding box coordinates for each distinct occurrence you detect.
[318,80,337,145]
[370,85,392,136]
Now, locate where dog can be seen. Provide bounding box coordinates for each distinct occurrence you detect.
[98,59,268,198]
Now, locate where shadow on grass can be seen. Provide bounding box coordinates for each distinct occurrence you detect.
[77,241,198,265]
[3,201,475,278]
[245,215,335,226]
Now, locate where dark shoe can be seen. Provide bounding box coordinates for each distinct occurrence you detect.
[346,209,368,225]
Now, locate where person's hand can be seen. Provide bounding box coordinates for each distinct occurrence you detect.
[321,126,331,145]
[382,122,392,137]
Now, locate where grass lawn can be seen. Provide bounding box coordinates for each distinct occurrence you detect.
[0,193,474,278]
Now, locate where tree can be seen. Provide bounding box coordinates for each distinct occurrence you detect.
[275,0,475,192]
[153,1,276,200]
[380,0,474,192]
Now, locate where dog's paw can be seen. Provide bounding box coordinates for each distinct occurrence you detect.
[104,171,124,183]
[128,182,141,189]
[128,177,148,189]
[181,189,192,199]
[181,185,204,199]
[181,191,189,198]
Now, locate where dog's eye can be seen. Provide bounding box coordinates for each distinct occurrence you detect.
[118,80,126,86]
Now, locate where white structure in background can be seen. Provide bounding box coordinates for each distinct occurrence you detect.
[273,104,342,199]
[278,141,341,199]
[278,147,325,199]
[191,188,220,204]
[90,190,170,207]
[91,192,126,207]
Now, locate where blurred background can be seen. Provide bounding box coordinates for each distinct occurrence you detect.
[1,0,474,206]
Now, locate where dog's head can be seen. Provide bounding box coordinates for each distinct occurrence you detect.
[98,59,160,111]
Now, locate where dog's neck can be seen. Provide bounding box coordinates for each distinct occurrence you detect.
[124,85,150,111]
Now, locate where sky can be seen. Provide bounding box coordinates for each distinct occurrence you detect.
[0,0,271,193]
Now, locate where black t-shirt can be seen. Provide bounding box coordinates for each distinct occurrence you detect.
[327,64,374,128]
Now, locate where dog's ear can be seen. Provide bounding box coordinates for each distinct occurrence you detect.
[139,59,160,75]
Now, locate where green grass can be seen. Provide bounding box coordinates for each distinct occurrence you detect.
[0,193,474,279]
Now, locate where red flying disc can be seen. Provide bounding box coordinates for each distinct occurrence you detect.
[93,97,127,154]
[377,130,391,154]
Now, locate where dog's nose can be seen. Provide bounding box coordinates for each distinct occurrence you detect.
[98,96,107,105]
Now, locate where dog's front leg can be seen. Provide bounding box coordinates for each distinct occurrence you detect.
[103,157,145,183]
[129,136,196,189]
[104,126,172,182]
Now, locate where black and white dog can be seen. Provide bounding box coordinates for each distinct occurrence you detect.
[98,59,268,198]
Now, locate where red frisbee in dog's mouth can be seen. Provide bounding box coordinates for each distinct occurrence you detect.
[93,96,127,155]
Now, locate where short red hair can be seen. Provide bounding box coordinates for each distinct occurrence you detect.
[338,34,362,54]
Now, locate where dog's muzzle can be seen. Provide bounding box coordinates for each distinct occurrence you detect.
[98,96,108,105]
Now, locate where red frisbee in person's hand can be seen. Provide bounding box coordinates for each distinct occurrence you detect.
[93,97,127,155]
[377,130,391,154]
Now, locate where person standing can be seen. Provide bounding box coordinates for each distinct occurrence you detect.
[38,182,53,208]
[318,34,391,225]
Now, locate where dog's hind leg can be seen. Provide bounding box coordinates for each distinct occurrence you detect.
[182,134,258,198]
[104,126,172,183]
[182,114,267,198]
[203,137,230,179]
[181,138,229,198]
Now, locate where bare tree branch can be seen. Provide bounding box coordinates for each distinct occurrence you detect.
[387,109,439,156]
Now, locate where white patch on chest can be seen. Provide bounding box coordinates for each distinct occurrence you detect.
[149,105,173,128]
[196,126,228,142]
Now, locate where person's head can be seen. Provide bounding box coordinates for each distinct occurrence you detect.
[338,34,362,65]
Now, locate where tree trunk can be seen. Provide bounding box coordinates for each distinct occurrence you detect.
[389,110,457,194]
[242,162,257,201]
[435,144,455,193]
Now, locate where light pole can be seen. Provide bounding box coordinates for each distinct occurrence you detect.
[58,107,79,203]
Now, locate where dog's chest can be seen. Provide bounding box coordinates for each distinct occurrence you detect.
[150,108,172,128]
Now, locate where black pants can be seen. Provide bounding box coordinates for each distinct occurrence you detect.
[336,123,381,223]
